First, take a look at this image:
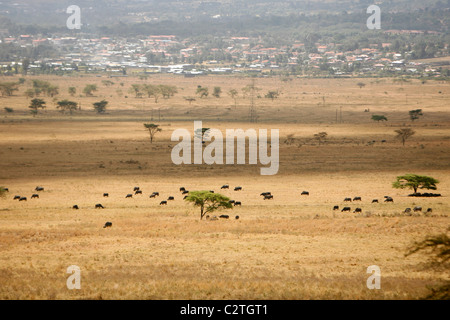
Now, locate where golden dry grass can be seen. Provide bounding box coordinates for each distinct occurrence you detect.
[0,74,449,300]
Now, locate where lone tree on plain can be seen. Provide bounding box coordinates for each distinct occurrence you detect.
[371,115,387,122]
[395,128,415,146]
[29,98,46,116]
[93,100,108,114]
[212,86,222,98]
[143,123,162,143]
[196,86,209,98]
[393,174,439,194]
[184,191,232,220]
[68,87,76,96]
[228,89,238,108]
[83,84,98,97]
[265,90,280,101]
[409,109,423,121]
[57,99,78,115]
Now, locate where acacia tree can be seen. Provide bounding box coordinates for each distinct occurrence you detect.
[93,100,108,113]
[409,109,423,121]
[196,86,209,98]
[57,99,78,115]
[228,89,238,108]
[29,98,46,116]
[392,174,439,194]
[83,84,98,97]
[184,191,232,220]
[395,128,415,146]
[371,115,387,122]
[143,123,162,143]
[265,90,280,101]
[212,86,222,98]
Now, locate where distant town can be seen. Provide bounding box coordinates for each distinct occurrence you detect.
[0,32,448,78]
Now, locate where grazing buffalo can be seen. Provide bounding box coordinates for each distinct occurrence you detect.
[353,208,362,213]
[234,186,242,191]
[344,198,352,202]
[182,190,189,195]
[135,190,143,195]
[103,222,112,228]
[183,195,188,200]
[372,199,378,203]
[31,194,39,199]
[160,201,167,205]
[260,192,271,197]
[301,191,309,196]
[167,196,174,201]
[353,197,362,201]
[103,193,109,197]
[229,200,235,204]
[35,186,44,192]
[73,205,79,210]
[3,188,8,192]
[126,194,133,198]
[381,140,387,143]
[221,185,229,189]
[209,190,215,193]
[413,206,422,212]
[180,187,186,192]
[426,208,433,213]
[152,192,159,197]
[219,215,229,219]
[149,193,157,198]
[235,216,239,220]
[341,207,351,212]
[384,197,394,202]
[95,204,104,209]
[264,194,274,200]
[234,201,242,206]
[13,195,20,200]
[404,208,412,213]
[133,187,140,191]
[19,197,27,201]
[333,205,339,210]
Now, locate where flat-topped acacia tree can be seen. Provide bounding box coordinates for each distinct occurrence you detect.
[143,123,162,143]
[184,191,232,220]
[393,174,439,194]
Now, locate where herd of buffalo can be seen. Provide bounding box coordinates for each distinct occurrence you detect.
[3,184,441,228]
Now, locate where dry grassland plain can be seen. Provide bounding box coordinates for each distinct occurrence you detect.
[0,74,449,299]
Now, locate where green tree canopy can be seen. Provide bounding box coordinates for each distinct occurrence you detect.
[393,174,439,194]
[143,123,162,143]
[409,109,423,121]
[371,115,387,122]
[57,99,78,114]
[29,98,46,116]
[93,100,108,113]
[83,84,98,97]
[184,191,232,220]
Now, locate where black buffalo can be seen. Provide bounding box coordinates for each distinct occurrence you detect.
[95,203,104,209]
[133,187,140,191]
[31,194,39,199]
[221,185,229,189]
[264,194,273,200]
[353,197,361,201]
[103,193,109,197]
[341,207,351,212]
[353,208,362,213]
[301,191,309,196]
[180,187,186,192]
[126,194,133,198]
[168,196,174,201]
[103,222,112,228]
[13,195,21,200]
[234,201,242,206]
[35,186,44,192]
[73,205,79,210]
[234,186,242,191]
[160,201,167,205]
[384,197,394,202]
[135,190,143,195]
[19,197,27,201]
[333,205,339,210]
[344,198,352,202]
[413,206,422,212]
[372,199,378,203]
[219,215,229,219]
